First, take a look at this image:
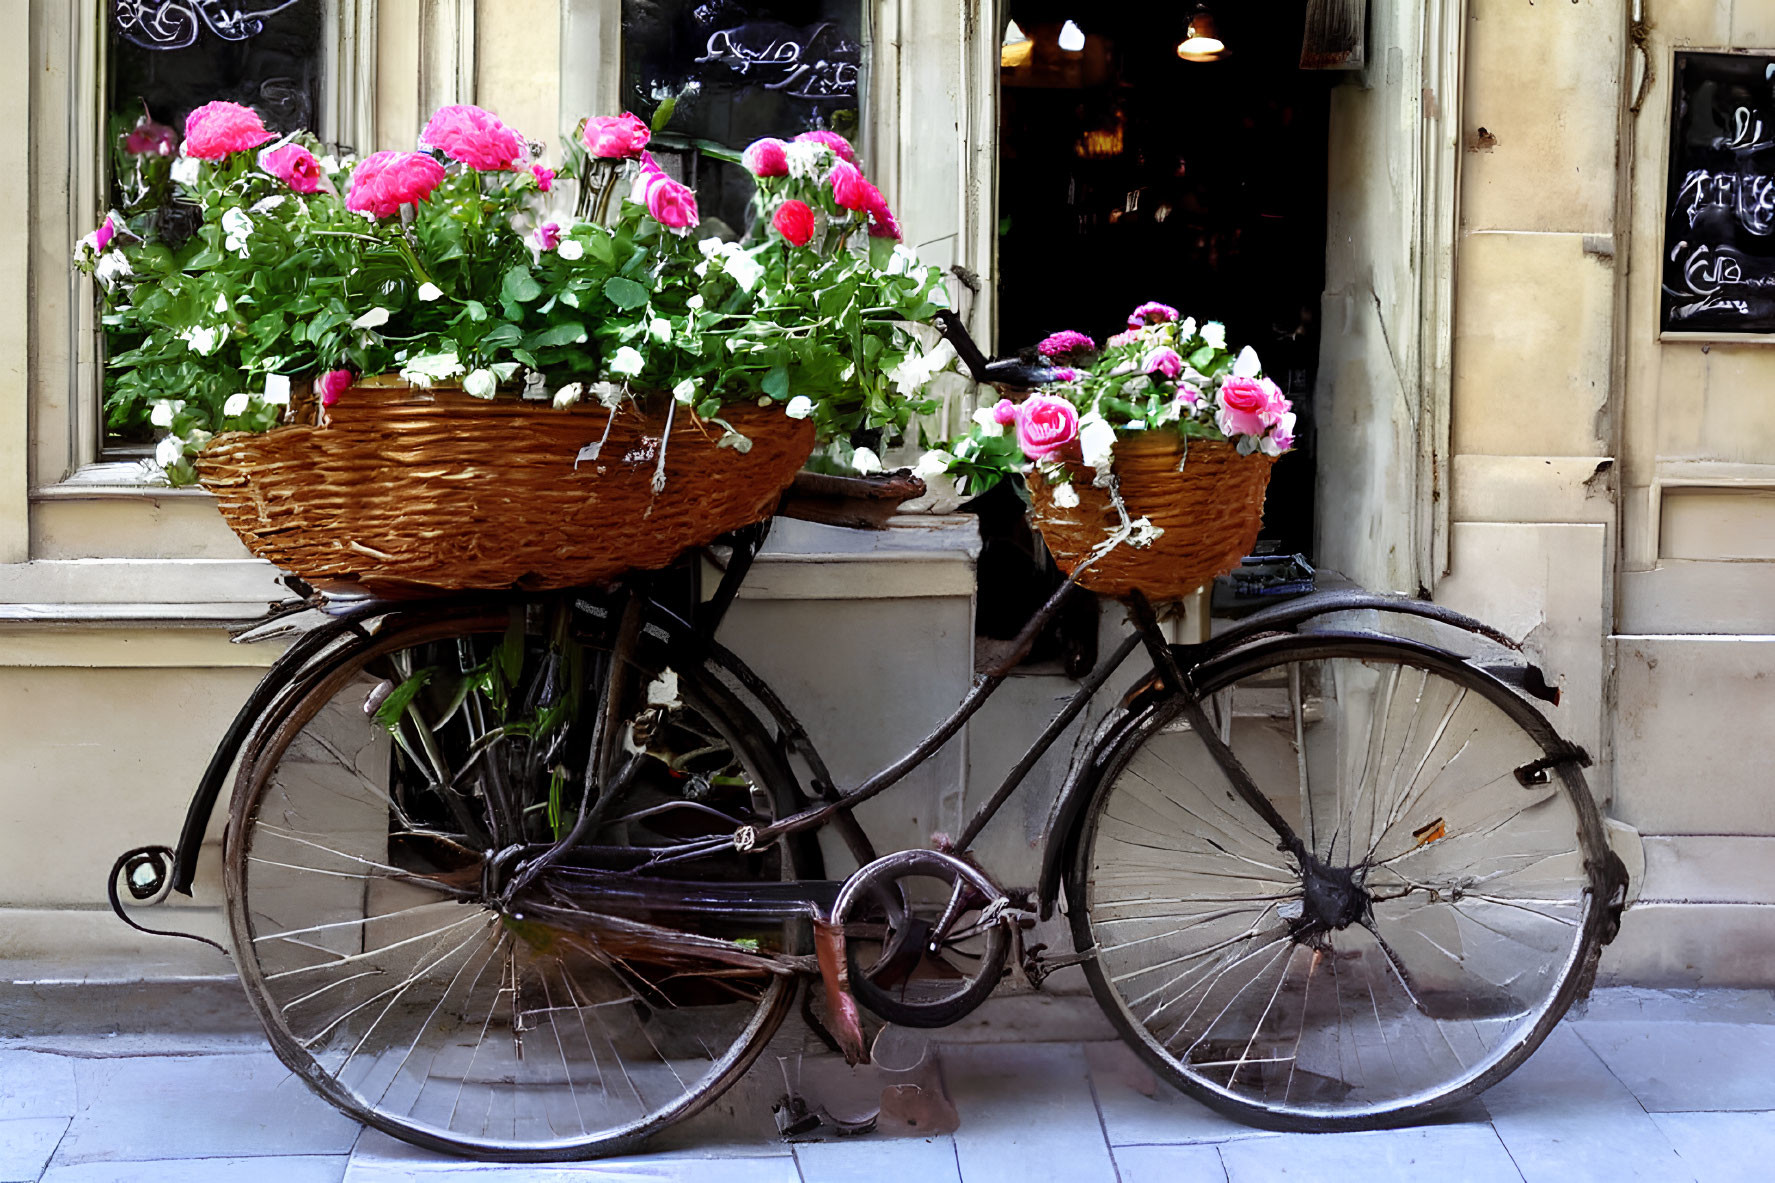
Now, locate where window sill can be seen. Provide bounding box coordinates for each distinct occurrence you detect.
[31,462,209,500]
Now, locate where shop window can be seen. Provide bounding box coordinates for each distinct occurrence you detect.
[621,0,865,236]
[103,1,328,451]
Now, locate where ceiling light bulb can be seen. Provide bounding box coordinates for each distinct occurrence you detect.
[1058,20,1086,53]
[1177,6,1227,62]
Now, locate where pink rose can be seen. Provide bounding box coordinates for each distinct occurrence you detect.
[1051,367,1080,382]
[1128,301,1179,328]
[421,104,528,171]
[1015,394,1081,461]
[1216,376,1289,438]
[124,116,177,157]
[773,199,816,246]
[582,113,651,159]
[1143,347,1182,379]
[862,184,901,239]
[743,137,790,177]
[262,143,322,193]
[829,160,871,211]
[93,214,117,253]
[992,398,1018,425]
[1177,384,1203,408]
[182,101,272,159]
[633,165,699,232]
[346,151,447,217]
[532,165,555,192]
[530,221,563,253]
[795,129,856,163]
[318,369,354,408]
[1038,330,1095,358]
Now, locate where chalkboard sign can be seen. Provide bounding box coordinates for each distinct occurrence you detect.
[1662,51,1775,336]
[622,0,864,235]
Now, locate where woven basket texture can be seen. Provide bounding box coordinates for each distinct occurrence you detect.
[1027,434,1273,600]
[197,381,815,592]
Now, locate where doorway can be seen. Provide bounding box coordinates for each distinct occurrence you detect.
[995,2,1329,558]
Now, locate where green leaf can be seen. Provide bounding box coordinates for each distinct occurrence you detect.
[527,321,588,349]
[761,366,790,399]
[374,669,435,732]
[501,265,544,304]
[463,300,490,322]
[651,96,678,132]
[1188,345,1217,372]
[602,276,649,310]
[496,613,525,687]
[869,234,895,270]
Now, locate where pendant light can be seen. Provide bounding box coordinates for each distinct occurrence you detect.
[1177,4,1228,62]
[1001,19,1033,68]
[1058,19,1086,54]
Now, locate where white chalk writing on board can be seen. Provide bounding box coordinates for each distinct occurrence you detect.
[114,1,303,51]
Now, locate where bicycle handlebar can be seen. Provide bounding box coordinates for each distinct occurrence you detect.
[932,309,1066,391]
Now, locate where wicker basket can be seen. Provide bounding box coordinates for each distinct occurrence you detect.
[1026,434,1274,601]
[196,379,816,592]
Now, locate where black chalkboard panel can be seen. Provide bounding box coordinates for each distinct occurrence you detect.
[1662,51,1775,335]
[622,0,864,235]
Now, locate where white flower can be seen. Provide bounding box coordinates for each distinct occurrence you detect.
[352,306,391,330]
[149,400,180,428]
[1079,412,1117,472]
[609,346,645,377]
[886,340,958,397]
[591,381,626,408]
[213,293,229,314]
[417,282,443,302]
[1201,321,1227,350]
[1177,317,1197,340]
[649,318,673,344]
[250,195,286,215]
[784,395,814,419]
[318,155,339,174]
[970,405,1005,437]
[672,378,699,403]
[698,237,725,260]
[221,208,254,256]
[686,294,704,310]
[223,392,251,417]
[557,239,584,261]
[851,447,883,475]
[1052,482,1081,509]
[170,156,200,187]
[399,351,465,389]
[785,141,828,178]
[1233,346,1262,379]
[179,325,225,356]
[263,374,291,405]
[94,251,133,287]
[1129,517,1165,547]
[913,449,954,479]
[463,368,498,399]
[553,382,583,409]
[154,435,184,468]
[1260,411,1298,458]
[723,249,765,292]
[886,245,920,277]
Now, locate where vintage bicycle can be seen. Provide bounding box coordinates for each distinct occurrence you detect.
[109,317,1629,1161]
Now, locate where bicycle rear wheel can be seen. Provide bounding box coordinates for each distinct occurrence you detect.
[1070,636,1611,1130]
[224,600,802,1160]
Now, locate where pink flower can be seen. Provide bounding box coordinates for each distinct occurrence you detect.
[1038,330,1096,358]
[530,221,563,253]
[1263,412,1297,456]
[318,369,354,408]
[262,143,322,193]
[1128,301,1179,328]
[1143,347,1183,379]
[795,129,856,163]
[93,214,117,253]
[1177,384,1203,408]
[829,160,871,211]
[992,398,1019,425]
[773,199,816,246]
[1216,376,1290,438]
[1015,394,1081,461]
[182,101,272,159]
[421,104,528,171]
[743,137,790,177]
[532,165,555,192]
[582,113,651,159]
[863,186,901,239]
[633,165,699,232]
[1050,367,1080,382]
[124,116,177,157]
[346,151,447,217]
[1106,330,1139,348]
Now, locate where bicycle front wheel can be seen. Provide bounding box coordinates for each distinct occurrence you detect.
[1070,636,1611,1130]
[224,601,802,1160]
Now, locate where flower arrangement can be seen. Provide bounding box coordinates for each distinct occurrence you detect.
[76,100,954,485]
[919,301,1295,503]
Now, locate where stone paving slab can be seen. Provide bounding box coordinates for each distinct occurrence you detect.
[793,1135,962,1183]
[0,1119,67,1183]
[1217,1126,1524,1183]
[1573,1020,1775,1111]
[1650,1112,1775,1183]
[940,1043,1118,1183]
[39,1156,348,1183]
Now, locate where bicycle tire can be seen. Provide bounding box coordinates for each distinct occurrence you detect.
[1068,635,1611,1131]
[223,599,803,1160]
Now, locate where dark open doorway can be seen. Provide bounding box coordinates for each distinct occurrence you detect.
[995,2,1328,558]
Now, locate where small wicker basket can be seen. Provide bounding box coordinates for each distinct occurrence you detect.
[197,379,816,593]
[1026,434,1273,601]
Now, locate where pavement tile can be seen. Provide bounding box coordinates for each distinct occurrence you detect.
[794,1135,961,1183]
[1483,1026,1693,1183]
[1573,1022,1775,1112]
[0,1118,68,1183]
[940,1042,1117,1183]
[39,1155,348,1183]
[1218,1125,1522,1182]
[1651,1112,1775,1183]
[346,1129,799,1179]
[0,1052,77,1119]
[1109,1143,1227,1183]
[1082,1041,1279,1146]
[51,1051,361,1165]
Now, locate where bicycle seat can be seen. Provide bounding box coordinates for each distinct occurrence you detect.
[982,357,1066,391]
[778,469,928,530]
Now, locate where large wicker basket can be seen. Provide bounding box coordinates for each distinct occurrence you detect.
[1026,434,1274,600]
[197,379,816,592]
